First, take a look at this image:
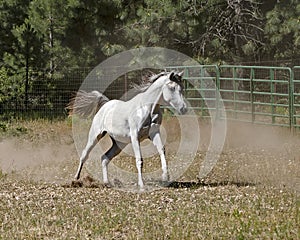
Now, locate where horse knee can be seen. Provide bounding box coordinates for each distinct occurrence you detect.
[136,158,143,169]
[101,157,109,167]
[79,151,89,164]
[157,146,165,156]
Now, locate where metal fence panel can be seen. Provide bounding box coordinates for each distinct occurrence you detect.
[293,66,300,129]
[1,65,300,131]
[219,65,292,128]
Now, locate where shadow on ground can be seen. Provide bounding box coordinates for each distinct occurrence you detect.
[168,180,256,189]
[63,175,256,190]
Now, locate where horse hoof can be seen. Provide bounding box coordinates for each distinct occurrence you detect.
[103,182,113,188]
[160,180,170,187]
[138,186,146,193]
[162,173,170,182]
[71,180,83,188]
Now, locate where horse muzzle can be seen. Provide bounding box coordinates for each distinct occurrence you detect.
[179,106,188,115]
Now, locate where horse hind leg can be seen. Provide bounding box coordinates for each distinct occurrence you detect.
[74,132,105,180]
[101,138,125,185]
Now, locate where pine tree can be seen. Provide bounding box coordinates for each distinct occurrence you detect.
[0,0,31,71]
[28,0,80,72]
[264,0,300,64]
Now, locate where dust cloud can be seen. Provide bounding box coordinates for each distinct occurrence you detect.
[0,137,77,183]
[0,119,299,192]
[164,118,299,192]
[210,121,299,193]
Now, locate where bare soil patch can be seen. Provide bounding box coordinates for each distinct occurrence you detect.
[0,119,299,239]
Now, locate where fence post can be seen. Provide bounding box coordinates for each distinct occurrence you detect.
[233,67,237,119]
[289,67,294,132]
[184,67,189,99]
[183,67,189,115]
[270,68,275,124]
[200,67,205,116]
[250,68,255,123]
[215,65,220,120]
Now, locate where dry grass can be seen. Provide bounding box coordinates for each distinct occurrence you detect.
[0,119,299,239]
[0,177,299,239]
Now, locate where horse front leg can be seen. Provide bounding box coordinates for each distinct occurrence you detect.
[150,130,169,183]
[130,134,144,189]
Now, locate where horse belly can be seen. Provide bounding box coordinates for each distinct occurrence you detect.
[111,135,132,144]
[100,100,152,143]
[109,126,150,143]
[103,106,131,143]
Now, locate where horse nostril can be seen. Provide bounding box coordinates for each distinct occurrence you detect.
[180,106,187,114]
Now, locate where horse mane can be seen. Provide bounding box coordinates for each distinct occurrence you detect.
[133,70,184,93]
[132,71,168,93]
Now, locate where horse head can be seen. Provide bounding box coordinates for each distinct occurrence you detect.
[161,71,187,115]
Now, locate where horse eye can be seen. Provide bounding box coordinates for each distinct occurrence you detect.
[169,85,176,91]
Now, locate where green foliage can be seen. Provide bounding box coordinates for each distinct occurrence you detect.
[28,0,80,70]
[1,0,300,120]
[1,0,299,72]
[0,121,8,132]
[0,67,9,103]
[264,0,300,61]
[0,0,31,71]
[0,67,25,112]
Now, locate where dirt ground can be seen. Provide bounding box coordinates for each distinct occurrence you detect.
[0,118,299,193]
[0,118,299,239]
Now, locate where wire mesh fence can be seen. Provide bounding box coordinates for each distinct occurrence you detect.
[0,68,151,120]
[0,65,299,130]
[0,68,92,119]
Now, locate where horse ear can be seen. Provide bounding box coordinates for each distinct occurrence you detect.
[178,71,184,77]
[169,71,175,81]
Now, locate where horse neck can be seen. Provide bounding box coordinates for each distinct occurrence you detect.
[142,77,166,105]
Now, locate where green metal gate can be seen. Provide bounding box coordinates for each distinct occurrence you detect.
[293,66,300,129]
[167,65,299,130]
[219,65,292,127]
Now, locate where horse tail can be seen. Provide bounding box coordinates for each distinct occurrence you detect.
[67,90,109,118]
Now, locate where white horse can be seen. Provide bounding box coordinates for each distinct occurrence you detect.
[68,71,186,189]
